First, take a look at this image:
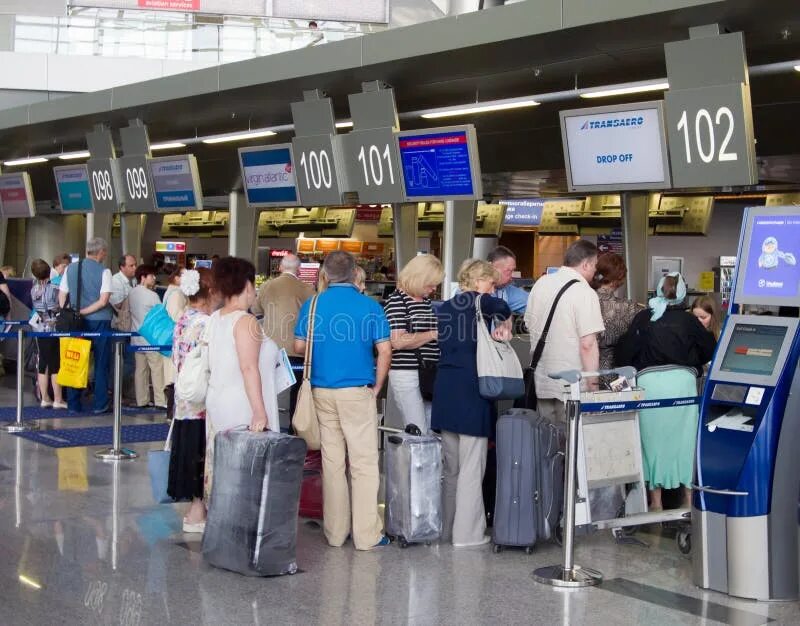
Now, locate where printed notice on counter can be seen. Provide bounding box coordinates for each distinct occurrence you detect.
[742,215,800,300]
[561,103,671,191]
[397,129,479,199]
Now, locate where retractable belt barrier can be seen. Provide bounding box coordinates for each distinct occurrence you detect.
[580,396,701,414]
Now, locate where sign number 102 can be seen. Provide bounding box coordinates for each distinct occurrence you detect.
[676,106,738,164]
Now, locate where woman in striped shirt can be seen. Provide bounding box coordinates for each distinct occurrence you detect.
[383,254,444,433]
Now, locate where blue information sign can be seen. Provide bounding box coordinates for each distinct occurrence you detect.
[54,165,94,213]
[501,198,545,226]
[239,144,299,207]
[396,125,481,201]
[149,155,203,211]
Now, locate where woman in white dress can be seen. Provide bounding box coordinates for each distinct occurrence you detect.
[205,257,280,458]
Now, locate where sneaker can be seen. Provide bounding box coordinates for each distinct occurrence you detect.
[40,400,53,408]
[370,535,391,549]
[52,401,68,410]
[453,536,492,548]
[182,520,206,534]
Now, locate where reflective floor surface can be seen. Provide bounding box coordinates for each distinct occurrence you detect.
[0,383,798,625]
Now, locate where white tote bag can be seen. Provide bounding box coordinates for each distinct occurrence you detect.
[175,320,212,405]
[475,294,525,400]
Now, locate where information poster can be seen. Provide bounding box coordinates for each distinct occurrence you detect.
[149,156,202,211]
[239,144,299,207]
[0,173,35,218]
[54,165,93,213]
[397,127,481,200]
[501,198,544,227]
[742,214,800,300]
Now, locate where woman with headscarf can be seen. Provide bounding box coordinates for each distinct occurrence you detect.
[615,273,716,511]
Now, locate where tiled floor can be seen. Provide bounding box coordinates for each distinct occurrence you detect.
[0,380,797,625]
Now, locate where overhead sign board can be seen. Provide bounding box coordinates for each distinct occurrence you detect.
[239,144,299,208]
[149,154,203,211]
[396,125,483,201]
[0,172,35,218]
[560,101,672,193]
[292,134,347,206]
[501,198,545,226]
[342,127,405,204]
[119,154,156,213]
[54,164,94,213]
[86,158,123,213]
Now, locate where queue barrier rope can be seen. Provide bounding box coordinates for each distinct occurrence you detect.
[580,396,701,414]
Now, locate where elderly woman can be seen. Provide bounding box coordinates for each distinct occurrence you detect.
[432,259,512,547]
[168,268,219,532]
[591,253,644,370]
[383,254,443,432]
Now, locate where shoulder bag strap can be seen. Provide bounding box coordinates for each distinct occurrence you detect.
[529,279,579,370]
[303,296,319,382]
[399,291,426,368]
[75,258,83,312]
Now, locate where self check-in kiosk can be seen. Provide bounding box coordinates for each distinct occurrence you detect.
[693,206,800,601]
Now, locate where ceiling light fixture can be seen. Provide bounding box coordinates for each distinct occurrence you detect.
[335,121,354,129]
[795,65,800,72]
[4,156,48,166]
[580,81,670,99]
[420,99,540,119]
[202,129,276,144]
[58,151,91,160]
[150,141,186,151]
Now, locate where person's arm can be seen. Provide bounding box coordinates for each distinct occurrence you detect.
[0,282,10,302]
[80,293,111,316]
[234,314,269,432]
[507,285,528,315]
[58,270,69,308]
[390,328,437,350]
[109,275,125,307]
[373,340,392,397]
[385,294,437,350]
[580,333,600,390]
[292,299,311,360]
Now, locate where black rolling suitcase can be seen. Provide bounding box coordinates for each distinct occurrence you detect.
[492,408,564,553]
[202,429,306,576]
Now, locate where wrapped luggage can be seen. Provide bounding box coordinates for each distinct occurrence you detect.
[492,408,564,553]
[202,429,306,576]
[385,429,442,547]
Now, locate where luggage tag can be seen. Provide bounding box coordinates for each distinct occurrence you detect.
[609,376,632,392]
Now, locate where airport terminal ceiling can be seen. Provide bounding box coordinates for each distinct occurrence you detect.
[2,0,800,201]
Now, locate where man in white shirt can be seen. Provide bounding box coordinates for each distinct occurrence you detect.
[524,240,605,424]
[128,265,166,409]
[110,254,137,400]
[110,255,137,307]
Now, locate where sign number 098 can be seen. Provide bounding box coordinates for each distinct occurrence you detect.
[676,107,737,164]
[91,170,114,201]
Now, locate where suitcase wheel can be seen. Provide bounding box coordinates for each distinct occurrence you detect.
[524,546,534,555]
[399,537,409,549]
[492,544,503,554]
[677,530,691,555]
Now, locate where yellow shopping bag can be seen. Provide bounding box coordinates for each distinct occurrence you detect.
[56,337,91,388]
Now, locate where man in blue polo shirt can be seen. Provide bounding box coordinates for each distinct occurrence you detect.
[295,251,392,551]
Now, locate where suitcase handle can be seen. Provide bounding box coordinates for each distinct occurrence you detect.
[387,435,403,445]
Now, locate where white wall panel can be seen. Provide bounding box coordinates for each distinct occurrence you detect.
[0,51,48,90]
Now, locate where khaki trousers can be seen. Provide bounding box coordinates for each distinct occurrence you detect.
[134,351,166,407]
[537,398,567,425]
[313,386,383,551]
[441,431,488,545]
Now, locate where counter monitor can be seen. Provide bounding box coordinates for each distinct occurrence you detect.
[0,172,36,218]
[239,144,299,207]
[54,164,94,213]
[149,154,203,212]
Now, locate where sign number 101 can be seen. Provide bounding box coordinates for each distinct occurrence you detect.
[357,144,395,187]
[676,106,738,164]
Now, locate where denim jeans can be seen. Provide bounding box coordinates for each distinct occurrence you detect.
[66,319,112,412]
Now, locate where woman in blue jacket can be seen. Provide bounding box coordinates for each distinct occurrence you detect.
[432,259,512,547]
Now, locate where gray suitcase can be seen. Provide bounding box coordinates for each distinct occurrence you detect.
[492,408,564,553]
[385,432,442,547]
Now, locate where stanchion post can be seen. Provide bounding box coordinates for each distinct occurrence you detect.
[2,325,38,432]
[534,377,603,588]
[95,339,137,461]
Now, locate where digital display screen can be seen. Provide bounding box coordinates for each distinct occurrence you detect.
[397,129,478,199]
[240,145,299,207]
[0,173,35,218]
[54,165,93,213]
[501,198,544,226]
[719,324,788,377]
[560,102,670,192]
[149,156,201,210]
[194,259,212,269]
[741,214,800,301]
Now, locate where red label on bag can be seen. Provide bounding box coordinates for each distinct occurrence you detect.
[65,349,82,361]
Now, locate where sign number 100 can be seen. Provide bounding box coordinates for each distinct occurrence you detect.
[299,149,332,190]
[676,107,738,164]
[357,144,395,187]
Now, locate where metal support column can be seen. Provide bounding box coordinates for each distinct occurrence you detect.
[95,340,137,461]
[120,214,147,262]
[2,326,37,433]
[228,191,259,264]
[621,192,651,304]
[392,203,418,271]
[442,200,477,299]
[87,212,114,247]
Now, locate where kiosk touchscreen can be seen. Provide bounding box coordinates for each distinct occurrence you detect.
[694,206,800,601]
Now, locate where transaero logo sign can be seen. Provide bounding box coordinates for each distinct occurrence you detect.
[580,116,645,130]
[241,146,299,205]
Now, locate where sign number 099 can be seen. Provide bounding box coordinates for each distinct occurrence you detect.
[676,107,737,164]
[91,170,114,201]
[125,167,149,200]
[299,149,332,190]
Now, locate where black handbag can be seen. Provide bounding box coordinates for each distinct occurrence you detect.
[399,291,438,401]
[514,279,578,410]
[54,259,83,332]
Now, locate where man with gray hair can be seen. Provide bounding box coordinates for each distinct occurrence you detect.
[58,237,114,414]
[294,251,392,550]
